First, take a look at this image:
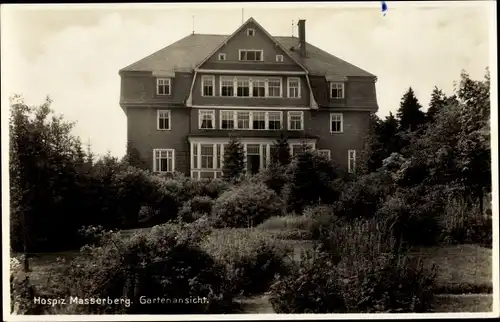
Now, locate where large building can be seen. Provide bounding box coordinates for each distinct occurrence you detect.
[119,17,379,178]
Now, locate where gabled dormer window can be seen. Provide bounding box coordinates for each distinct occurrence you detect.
[218,53,226,61]
[330,82,345,99]
[247,28,255,36]
[239,49,263,61]
[156,78,171,95]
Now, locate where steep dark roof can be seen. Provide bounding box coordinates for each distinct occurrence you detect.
[120,33,375,78]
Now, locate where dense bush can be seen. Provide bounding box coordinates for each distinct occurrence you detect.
[178,196,214,223]
[50,223,235,314]
[10,256,44,314]
[253,162,290,195]
[202,229,292,296]
[376,185,445,248]
[211,182,283,228]
[269,219,437,313]
[303,205,336,240]
[332,170,395,219]
[286,150,341,214]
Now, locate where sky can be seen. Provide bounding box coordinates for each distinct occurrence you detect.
[1,2,495,158]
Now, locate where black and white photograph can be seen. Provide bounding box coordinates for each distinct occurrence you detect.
[1,1,498,319]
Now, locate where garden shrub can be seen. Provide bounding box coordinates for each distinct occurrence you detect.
[202,229,292,296]
[10,256,45,314]
[254,162,290,195]
[302,205,336,240]
[286,150,341,214]
[178,196,214,223]
[51,223,235,314]
[211,182,283,228]
[112,166,158,228]
[376,185,444,248]
[332,170,394,219]
[269,218,437,313]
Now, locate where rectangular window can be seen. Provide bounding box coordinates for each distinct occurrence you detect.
[252,111,266,130]
[202,75,215,97]
[247,28,255,36]
[216,144,222,169]
[330,113,343,133]
[268,111,282,130]
[276,55,284,62]
[193,144,198,169]
[252,78,266,97]
[330,82,345,99]
[237,111,250,129]
[268,78,282,97]
[221,77,234,97]
[201,144,214,169]
[317,149,331,160]
[288,111,304,130]
[156,78,171,95]
[218,53,226,60]
[287,77,300,98]
[348,150,356,173]
[221,110,235,129]
[291,144,304,157]
[199,110,215,129]
[153,149,174,172]
[157,110,171,130]
[237,78,250,97]
[239,50,263,61]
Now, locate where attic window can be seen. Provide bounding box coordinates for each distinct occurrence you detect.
[239,49,263,61]
[218,53,226,61]
[276,55,284,62]
[247,28,255,36]
[330,82,345,99]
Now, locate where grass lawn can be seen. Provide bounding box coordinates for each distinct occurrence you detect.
[408,244,493,294]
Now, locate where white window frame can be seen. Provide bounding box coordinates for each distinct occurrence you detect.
[317,149,331,160]
[238,49,264,62]
[267,77,283,98]
[288,111,304,131]
[276,54,284,62]
[156,78,171,96]
[157,110,171,130]
[330,113,344,133]
[247,28,255,36]
[220,76,235,97]
[268,111,283,130]
[287,77,301,98]
[198,110,215,129]
[220,110,236,129]
[236,111,251,130]
[348,150,356,173]
[201,75,215,97]
[153,149,175,173]
[252,111,267,130]
[330,82,345,99]
[218,76,283,98]
[218,53,226,60]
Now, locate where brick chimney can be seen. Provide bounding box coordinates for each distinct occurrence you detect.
[298,19,306,57]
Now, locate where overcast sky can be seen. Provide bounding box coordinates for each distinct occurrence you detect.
[1,2,494,157]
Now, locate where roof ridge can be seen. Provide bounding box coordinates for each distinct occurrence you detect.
[119,33,196,73]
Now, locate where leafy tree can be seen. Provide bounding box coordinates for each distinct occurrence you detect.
[271,132,291,166]
[427,86,447,122]
[359,112,400,173]
[9,95,87,253]
[123,141,147,169]
[222,137,246,181]
[397,87,426,133]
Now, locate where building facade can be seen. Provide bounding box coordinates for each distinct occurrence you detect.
[119,18,379,178]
